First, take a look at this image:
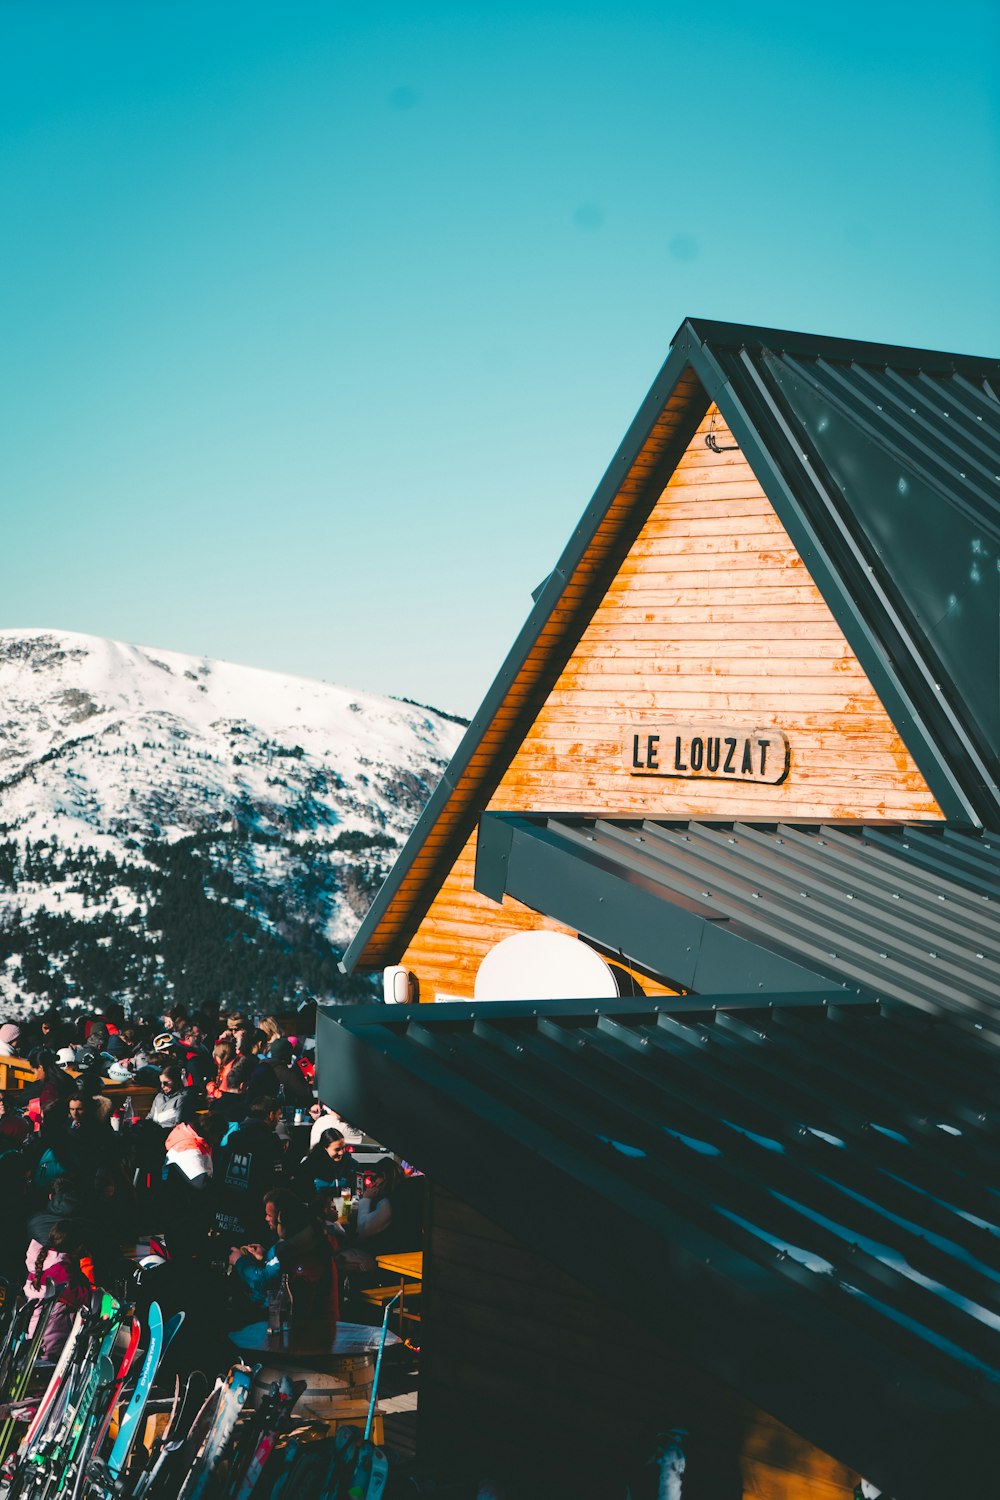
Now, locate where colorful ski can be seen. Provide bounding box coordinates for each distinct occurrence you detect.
[69,1314,141,1499]
[63,1351,117,1490]
[105,1301,164,1481]
[15,1298,90,1458]
[325,1424,361,1500]
[11,1293,121,1499]
[133,1380,220,1500]
[345,1439,374,1500]
[0,1283,59,1464]
[0,1293,43,1396]
[150,1368,208,1487]
[175,1363,254,1500]
[230,1375,304,1499]
[365,1449,390,1500]
[163,1311,185,1351]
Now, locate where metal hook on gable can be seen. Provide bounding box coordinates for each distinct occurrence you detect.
[705,411,740,453]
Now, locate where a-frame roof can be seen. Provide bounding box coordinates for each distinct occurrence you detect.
[342,318,1000,974]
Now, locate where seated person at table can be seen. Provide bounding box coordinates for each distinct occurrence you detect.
[308,1104,362,1149]
[50,1092,118,1180]
[341,1157,422,1272]
[0,1093,31,1152]
[27,1048,73,1118]
[208,1054,252,1123]
[292,1128,351,1200]
[229,1193,338,1325]
[354,1157,398,1257]
[148,1064,196,1131]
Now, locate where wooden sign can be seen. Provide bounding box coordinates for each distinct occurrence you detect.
[625,725,789,783]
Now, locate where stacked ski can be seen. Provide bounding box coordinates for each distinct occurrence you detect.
[0,1289,388,1500]
[8,1290,123,1499]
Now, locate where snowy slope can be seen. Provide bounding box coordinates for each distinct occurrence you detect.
[0,630,465,1014]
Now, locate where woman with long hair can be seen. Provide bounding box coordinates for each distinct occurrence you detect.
[209,1053,253,1123]
[23,1221,91,1358]
[292,1128,351,1201]
[206,1037,236,1100]
[259,1016,284,1048]
[29,1047,72,1116]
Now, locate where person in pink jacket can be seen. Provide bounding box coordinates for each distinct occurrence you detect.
[23,1223,90,1359]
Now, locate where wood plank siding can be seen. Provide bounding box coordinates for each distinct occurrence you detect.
[420,1186,860,1500]
[350,370,709,972]
[400,407,941,1001]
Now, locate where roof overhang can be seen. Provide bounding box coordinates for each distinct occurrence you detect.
[317,994,1000,1499]
[474,815,1000,1035]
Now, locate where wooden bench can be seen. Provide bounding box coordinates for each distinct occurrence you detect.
[367,1252,423,1337]
[0,1058,36,1091]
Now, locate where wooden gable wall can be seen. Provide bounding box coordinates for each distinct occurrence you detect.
[401,407,943,1001]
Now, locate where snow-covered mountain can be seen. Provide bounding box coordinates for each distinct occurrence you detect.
[0,630,466,1018]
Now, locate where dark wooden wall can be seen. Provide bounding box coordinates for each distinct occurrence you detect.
[418,1185,859,1500]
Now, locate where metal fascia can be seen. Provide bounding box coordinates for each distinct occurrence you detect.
[683,317,1000,378]
[481,812,835,995]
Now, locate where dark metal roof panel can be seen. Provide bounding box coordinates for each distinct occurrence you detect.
[684,328,1000,822]
[317,994,1000,1498]
[477,816,1000,1035]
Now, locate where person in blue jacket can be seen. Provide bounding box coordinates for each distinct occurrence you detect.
[229,1188,338,1324]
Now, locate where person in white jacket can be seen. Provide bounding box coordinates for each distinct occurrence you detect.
[147,1063,196,1131]
[309,1104,362,1150]
[355,1157,400,1251]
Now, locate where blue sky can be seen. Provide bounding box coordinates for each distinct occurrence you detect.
[2,1,998,716]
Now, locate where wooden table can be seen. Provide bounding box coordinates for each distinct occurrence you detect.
[229,1319,400,1362]
[374,1252,423,1280]
[228,1319,400,1433]
[373,1251,423,1335]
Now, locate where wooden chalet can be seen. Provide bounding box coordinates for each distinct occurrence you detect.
[320,319,1000,1500]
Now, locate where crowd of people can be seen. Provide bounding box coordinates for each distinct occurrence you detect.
[0,1003,423,1374]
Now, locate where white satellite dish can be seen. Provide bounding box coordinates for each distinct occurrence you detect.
[474,930,622,1002]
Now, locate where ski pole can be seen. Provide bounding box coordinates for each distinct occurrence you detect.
[364,1294,400,1443]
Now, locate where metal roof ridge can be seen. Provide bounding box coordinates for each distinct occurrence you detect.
[679,317,1000,375]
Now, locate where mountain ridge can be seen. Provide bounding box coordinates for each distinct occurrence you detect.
[0,629,465,1017]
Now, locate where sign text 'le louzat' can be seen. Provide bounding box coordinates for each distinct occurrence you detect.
[625,725,790,784]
